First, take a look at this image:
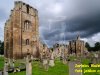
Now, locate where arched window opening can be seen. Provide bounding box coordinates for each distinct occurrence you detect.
[24,20,31,30]
[26,39,29,45]
[26,5,29,14]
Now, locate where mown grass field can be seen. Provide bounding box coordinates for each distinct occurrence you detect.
[0,56,100,75]
[0,57,4,70]
[9,59,69,75]
[82,59,100,75]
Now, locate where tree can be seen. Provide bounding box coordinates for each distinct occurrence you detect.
[0,41,4,55]
[85,42,91,51]
[94,42,100,51]
[85,42,100,52]
[0,40,1,47]
[85,42,90,48]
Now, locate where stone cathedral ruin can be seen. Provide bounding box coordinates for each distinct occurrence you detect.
[4,1,39,59]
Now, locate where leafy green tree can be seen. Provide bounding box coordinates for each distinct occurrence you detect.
[0,40,1,47]
[85,42,91,51]
[94,42,100,51]
[0,40,4,55]
[85,42,90,48]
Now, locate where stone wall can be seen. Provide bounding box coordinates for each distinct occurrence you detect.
[68,35,85,56]
[4,1,39,59]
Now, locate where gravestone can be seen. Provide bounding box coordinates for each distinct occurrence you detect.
[3,61,8,75]
[63,56,67,64]
[10,59,15,68]
[42,50,49,71]
[49,52,55,67]
[0,71,3,75]
[26,54,32,75]
[62,49,68,64]
[94,53,98,63]
[43,59,49,71]
[39,52,43,68]
[69,61,82,75]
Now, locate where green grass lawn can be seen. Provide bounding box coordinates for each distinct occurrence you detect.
[82,58,100,75]
[9,60,69,75]
[0,57,100,75]
[0,57,4,70]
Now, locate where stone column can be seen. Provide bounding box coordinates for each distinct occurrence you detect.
[3,61,8,75]
[26,54,32,75]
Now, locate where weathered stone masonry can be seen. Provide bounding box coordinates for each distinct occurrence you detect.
[4,1,39,59]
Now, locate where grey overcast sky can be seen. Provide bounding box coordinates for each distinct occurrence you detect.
[0,0,100,47]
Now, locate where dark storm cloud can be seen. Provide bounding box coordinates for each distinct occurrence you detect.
[42,16,100,47]
[42,12,100,40]
[70,15,100,35]
[39,0,100,47]
[0,0,100,47]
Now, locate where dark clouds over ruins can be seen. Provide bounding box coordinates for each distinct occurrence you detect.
[0,0,100,47]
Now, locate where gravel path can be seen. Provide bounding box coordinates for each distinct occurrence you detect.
[69,61,82,75]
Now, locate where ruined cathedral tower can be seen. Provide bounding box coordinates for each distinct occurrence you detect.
[4,1,39,59]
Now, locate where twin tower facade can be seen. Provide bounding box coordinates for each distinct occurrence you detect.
[4,1,39,59]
